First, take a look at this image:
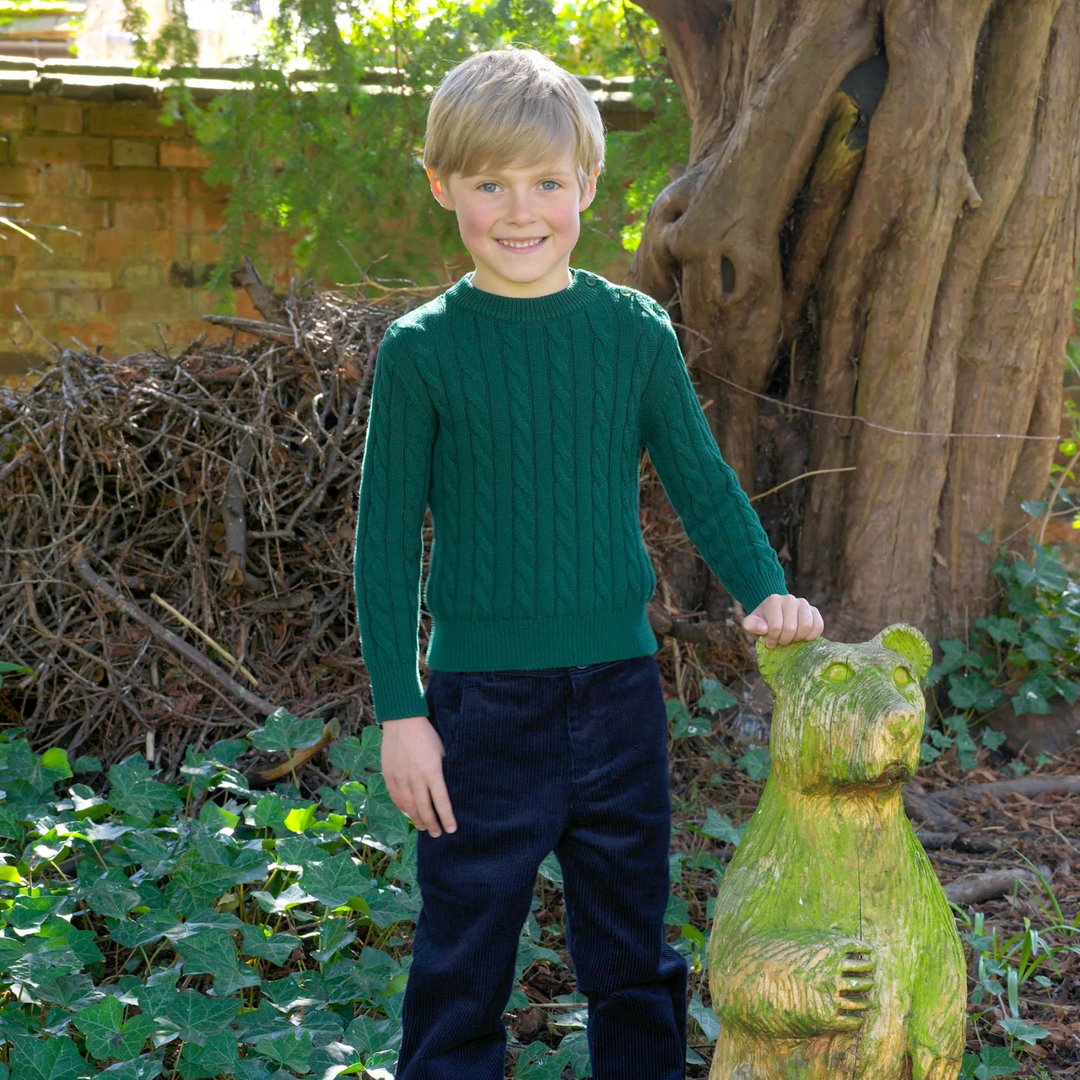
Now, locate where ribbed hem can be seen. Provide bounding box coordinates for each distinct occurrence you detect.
[425,606,659,672]
[441,266,602,323]
[366,663,428,725]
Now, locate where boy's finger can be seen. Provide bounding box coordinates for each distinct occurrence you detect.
[429,773,458,834]
[410,781,441,836]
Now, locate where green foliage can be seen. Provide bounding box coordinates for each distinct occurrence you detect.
[923,528,1080,772]
[952,889,1080,1073]
[116,0,690,310]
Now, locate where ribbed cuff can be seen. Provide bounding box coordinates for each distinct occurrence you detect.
[367,663,428,725]
[736,564,789,615]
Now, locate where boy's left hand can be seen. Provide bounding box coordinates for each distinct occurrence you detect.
[742,594,824,648]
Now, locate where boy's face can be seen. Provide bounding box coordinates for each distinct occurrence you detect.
[427,150,599,299]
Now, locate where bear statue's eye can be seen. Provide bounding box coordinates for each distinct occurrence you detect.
[894,666,914,687]
[821,662,854,682]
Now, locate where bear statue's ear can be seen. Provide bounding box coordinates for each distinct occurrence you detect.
[755,636,813,689]
[872,622,932,682]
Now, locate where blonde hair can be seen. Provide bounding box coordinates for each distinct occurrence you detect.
[423,46,606,197]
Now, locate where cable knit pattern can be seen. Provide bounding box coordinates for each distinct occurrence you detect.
[353,267,788,723]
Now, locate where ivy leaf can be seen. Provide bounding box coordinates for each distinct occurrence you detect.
[107,756,182,825]
[177,1031,239,1080]
[997,1017,1049,1045]
[9,1034,89,1080]
[697,678,738,713]
[736,747,771,781]
[1011,674,1056,716]
[248,709,325,754]
[946,672,1003,713]
[695,808,745,846]
[99,1057,165,1080]
[140,987,241,1048]
[81,868,141,920]
[255,1029,313,1073]
[73,996,154,1061]
[240,925,300,965]
[300,857,366,908]
[327,726,382,778]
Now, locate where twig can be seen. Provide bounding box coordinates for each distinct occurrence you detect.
[150,592,259,687]
[74,545,277,717]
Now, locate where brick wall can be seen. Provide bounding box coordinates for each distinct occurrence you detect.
[0,60,652,388]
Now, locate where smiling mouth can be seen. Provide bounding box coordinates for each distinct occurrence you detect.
[497,237,548,249]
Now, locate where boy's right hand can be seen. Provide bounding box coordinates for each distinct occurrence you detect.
[380,716,458,837]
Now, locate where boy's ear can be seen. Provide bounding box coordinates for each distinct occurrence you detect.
[755,636,812,689]
[871,622,932,682]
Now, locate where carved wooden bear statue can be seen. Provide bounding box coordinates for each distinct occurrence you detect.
[708,623,966,1080]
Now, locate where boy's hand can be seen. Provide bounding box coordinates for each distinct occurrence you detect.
[742,594,824,648]
[381,716,457,837]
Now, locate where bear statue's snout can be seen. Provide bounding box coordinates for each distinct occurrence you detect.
[867,704,922,785]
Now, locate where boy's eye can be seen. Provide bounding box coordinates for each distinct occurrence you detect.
[477,180,561,192]
[894,666,915,687]
[821,662,854,683]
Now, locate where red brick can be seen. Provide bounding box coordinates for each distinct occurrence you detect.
[112,139,157,167]
[0,290,53,317]
[0,99,32,131]
[135,287,198,318]
[42,320,118,351]
[167,198,226,233]
[41,163,91,196]
[36,104,83,134]
[0,256,12,286]
[14,135,110,167]
[160,141,213,169]
[118,263,166,288]
[0,166,36,195]
[55,291,103,318]
[19,227,93,264]
[100,288,135,316]
[87,105,180,138]
[29,197,110,231]
[19,268,113,289]
[94,229,183,263]
[88,168,181,200]
[111,200,163,230]
[188,233,222,263]
[187,174,229,200]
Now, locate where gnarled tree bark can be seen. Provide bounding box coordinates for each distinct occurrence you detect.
[631,0,1080,641]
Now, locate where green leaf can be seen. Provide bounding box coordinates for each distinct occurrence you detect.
[174,929,261,995]
[695,808,744,846]
[81,867,142,919]
[240,925,301,965]
[946,672,1003,713]
[248,709,325,754]
[997,1016,1049,1044]
[980,728,1007,751]
[107,756,182,825]
[1011,674,1056,715]
[99,1057,165,1080]
[177,1030,239,1080]
[9,1034,89,1080]
[688,990,721,1041]
[255,1029,313,1073]
[300,856,366,908]
[736,746,771,781]
[327,727,381,778]
[697,678,738,713]
[312,917,356,963]
[73,996,155,1061]
[142,987,242,1048]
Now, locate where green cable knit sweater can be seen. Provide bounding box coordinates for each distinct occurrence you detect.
[353,266,788,723]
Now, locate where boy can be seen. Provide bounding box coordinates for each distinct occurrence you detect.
[353,45,824,1080]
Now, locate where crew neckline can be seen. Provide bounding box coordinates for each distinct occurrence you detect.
[443,266,600,322]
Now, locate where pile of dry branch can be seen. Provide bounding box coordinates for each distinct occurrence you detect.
[0,259,754,778]
[0,261,447,775]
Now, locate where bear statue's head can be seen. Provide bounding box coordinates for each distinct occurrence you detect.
[754,623,932,795]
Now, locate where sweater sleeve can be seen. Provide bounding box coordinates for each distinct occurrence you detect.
[353,328,437,724]
[641,321,787,614]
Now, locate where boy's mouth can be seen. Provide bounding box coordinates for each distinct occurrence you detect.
[496,236,548,251]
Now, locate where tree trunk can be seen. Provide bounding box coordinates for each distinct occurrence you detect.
[631,0,1080,642]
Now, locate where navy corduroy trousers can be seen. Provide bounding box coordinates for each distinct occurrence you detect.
[394,653,688,1080]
